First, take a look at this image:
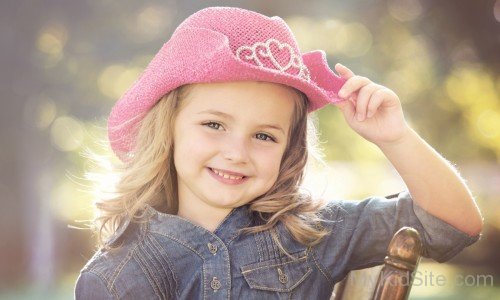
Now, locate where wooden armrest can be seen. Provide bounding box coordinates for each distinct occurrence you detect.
[372,226,422,300]
[332,227,422,300]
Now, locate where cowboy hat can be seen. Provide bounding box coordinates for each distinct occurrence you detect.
[108,7,346,161]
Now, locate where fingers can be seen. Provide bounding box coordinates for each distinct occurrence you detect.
[334,64,391,122]
[334,97,356,120]
[338,76,371,99]
[355,83,379,121]
[366,89,386,118]
[335,63,355,79]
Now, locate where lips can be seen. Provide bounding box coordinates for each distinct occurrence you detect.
[209,167,247,180]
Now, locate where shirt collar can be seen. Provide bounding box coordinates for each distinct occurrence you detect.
[144,204,254,246]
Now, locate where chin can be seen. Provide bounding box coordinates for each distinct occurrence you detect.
[210,197,248,209]
[213,200,243,208]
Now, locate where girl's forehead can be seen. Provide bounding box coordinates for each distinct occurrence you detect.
[182,81,299,109]
[178,81,298,125]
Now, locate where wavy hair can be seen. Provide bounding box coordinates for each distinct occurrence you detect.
[89,83,330,251]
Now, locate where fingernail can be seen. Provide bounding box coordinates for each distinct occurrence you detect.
[356,114,364,121]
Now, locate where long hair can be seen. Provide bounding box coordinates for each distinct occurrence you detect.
[89,83,329,251]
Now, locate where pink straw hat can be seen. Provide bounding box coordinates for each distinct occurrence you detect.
[108,7,346,161]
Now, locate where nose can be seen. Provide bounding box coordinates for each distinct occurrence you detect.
[221,134,250,163]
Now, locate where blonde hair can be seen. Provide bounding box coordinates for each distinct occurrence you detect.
[90,83,330,251]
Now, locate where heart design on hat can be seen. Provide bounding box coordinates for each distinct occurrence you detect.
[236,38,310,81]
[264,39,295,71]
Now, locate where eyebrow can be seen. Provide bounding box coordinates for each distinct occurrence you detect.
[198,109,285,134]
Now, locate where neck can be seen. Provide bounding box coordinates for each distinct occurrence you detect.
[177,200,233,232]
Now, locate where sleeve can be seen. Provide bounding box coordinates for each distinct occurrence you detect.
[75,271,115,300]
[311,190,481,283]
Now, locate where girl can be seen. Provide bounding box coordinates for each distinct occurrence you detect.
[75,7,483,299]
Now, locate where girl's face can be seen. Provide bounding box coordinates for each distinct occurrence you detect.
[173,81,297,224]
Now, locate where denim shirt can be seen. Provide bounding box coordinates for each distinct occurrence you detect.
[75,191,480,299]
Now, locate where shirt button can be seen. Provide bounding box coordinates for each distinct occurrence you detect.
[207,242,218,255]
[277,267,288,284]
[211,277,221,291]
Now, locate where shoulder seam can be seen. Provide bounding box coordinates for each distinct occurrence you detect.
[85,270,118,299]
[107,241,141,293]
[310,247,334,285]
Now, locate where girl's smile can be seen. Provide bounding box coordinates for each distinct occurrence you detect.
[207,167,249,185]
[173,81,298,231]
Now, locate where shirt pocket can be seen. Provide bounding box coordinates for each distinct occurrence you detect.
[240,252,312,293]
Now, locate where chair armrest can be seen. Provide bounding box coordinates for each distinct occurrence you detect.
[332,227,422,300]
[372,226,422,300]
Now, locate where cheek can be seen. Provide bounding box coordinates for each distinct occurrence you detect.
[256,147,285,180]
[174,127,216,166]
[175,123,205,150]
[173,126,195,172]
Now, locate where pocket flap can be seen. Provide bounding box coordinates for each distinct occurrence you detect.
[241,255,312,292]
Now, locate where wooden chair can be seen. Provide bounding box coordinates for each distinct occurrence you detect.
[332,227,423,300]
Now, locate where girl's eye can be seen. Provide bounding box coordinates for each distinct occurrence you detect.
[203,122,276,142]
[203,121,223,130]
[256,133,276,142]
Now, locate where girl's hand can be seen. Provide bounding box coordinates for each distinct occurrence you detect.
[333,63,410,147]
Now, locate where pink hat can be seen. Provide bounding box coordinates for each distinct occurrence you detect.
[108,7,346,161]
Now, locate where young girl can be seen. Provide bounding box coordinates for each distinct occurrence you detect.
[75,7,483,299]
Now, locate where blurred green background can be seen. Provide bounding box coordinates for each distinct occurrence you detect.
[0,0,498,299]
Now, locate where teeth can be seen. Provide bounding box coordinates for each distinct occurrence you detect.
[212,168,243,180]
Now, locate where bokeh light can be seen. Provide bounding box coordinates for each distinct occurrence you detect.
[97,64,143,99]
[444,66,500,159]
[286,16,337,53]
[494,0,500,22]
[287,17,372,57]
[35,22,68,68]
[51,179,92,222]
[336,22,373,57]
[476,110,500,139]
[35,100,57,130]
[129,4,174,42]
[387,0,423,22]
[50,116,84,151]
